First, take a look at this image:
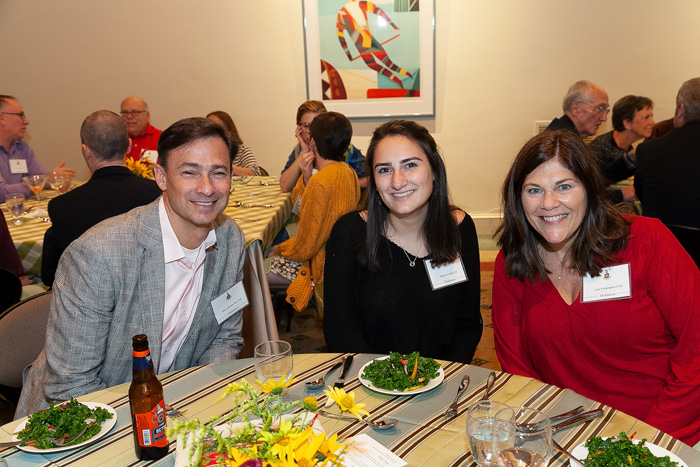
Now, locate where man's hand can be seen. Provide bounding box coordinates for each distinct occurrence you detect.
[52,161,76,178]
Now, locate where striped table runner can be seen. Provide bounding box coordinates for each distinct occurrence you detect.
[4,176,292,276]
[1,353,697,466]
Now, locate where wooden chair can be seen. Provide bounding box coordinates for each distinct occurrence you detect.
[666,223,700,268]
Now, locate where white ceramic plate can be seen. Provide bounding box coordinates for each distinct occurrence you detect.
[570,438,687,467]
[358,356,444,396]
[14,402,118,453]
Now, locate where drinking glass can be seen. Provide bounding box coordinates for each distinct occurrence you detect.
[5,193,25,225]
[49,170,70,193]
[23,174,48,201]
[254,340,293,384]
[466,400,516,466]
[499,407,552,467]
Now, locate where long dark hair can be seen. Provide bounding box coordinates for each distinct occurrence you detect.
[496,130,630,282]
[361,120,461,271]
[206,110,243,146]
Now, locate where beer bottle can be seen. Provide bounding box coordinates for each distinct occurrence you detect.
[129,334,169,460]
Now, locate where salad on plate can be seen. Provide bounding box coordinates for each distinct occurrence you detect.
[361,351,441,392]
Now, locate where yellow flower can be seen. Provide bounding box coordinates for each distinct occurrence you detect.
[259,418,303,458]
[223,446,253,465]
[216,382,243,402]
[287,429,325,467]
[257,375,295,395]
[303,396,319,412]
[125,158,153,178]
[323,387,369,420]
[318,432,342,462]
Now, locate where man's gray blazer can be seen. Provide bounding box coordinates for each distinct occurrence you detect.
[16,199,245,418]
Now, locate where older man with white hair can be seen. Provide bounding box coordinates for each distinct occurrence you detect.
[120,96,162,161]
[545,80,610,138]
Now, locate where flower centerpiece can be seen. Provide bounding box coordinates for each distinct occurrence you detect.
[169,376,354,467]
[125,158,153,179]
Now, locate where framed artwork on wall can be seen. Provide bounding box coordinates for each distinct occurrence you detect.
[302,0,435,118]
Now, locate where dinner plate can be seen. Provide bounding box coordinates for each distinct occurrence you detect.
[13,402,118,453]
[570,438,687,467]
[358,356,445,396]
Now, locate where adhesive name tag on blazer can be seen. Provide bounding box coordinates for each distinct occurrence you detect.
[9,159,28,174]
[581,263,631,303]
[425,256,468,290]
[211,281,248,324]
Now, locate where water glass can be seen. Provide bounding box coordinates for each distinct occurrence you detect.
[49,170,72,193]
[254,340,293,384]
[499,407,552,467]
[5,193,25,225]
[466,400,516,466]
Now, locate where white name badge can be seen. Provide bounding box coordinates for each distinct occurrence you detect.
[9,159,28,174]
[424,256,468,290]
[292,195,302,216]
[581,263,631,303]
[211,281,248,324]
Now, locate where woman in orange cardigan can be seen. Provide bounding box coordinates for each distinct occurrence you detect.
[267,112,360,311]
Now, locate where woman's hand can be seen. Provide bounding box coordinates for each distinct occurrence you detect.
[299,150,316,186]
[295,125,311,154]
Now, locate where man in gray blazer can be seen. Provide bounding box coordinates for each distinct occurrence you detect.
[16,117,245,418]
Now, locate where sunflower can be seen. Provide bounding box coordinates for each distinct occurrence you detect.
[323,387,369,420]
[256,375,295,395]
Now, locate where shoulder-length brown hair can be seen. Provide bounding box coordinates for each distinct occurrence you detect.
[496,130,630,282]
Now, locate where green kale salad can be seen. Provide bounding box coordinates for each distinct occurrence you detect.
[361,351,441,392]
[17,398,113,449]
[583,432,680,467]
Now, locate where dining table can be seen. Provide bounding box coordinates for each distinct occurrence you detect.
[3,175,293,357]
[1,353,697,466]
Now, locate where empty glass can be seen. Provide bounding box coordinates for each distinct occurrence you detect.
[49,170,72,194]
[23,174,48,201]
[466,400,516,466]
[254,340,293,384]
[499,407,552,467]
[5,193,25,225]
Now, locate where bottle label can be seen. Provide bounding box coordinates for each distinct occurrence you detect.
[133,349,153,371]
[134,400,168,447]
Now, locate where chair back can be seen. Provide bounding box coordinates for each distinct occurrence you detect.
[666,223,700,268]
[0,291,52,388]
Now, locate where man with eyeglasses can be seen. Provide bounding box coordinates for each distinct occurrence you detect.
[545,80,610,138]
[0,95,75,198]
[120,96,163,162]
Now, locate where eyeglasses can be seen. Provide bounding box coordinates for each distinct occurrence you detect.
[580,102,610,114]
[298,122,311,129]
[1,111,26,119]
[120,110,147,117]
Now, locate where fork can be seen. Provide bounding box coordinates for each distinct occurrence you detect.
[444,375,470,417]
[0,424,91,448]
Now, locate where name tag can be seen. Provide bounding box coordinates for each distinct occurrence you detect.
[292,195,302,216]
[9,159,28,174]
[581,263,631,303]
[424,256,468,290]
[211,281,248,324]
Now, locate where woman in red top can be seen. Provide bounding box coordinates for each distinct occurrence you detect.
[492,130,700,447]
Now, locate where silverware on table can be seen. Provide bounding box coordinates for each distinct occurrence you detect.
[516,406,585,432]
[232,201,275,208]
[164,403,188,420]
[232,218,262,222]
[552,439,586,467]
[325,355,354,407]
[480,371,496,400]
[0,423,91,448]
[306,360,344,389]
[318,409,398,430]
[444,374,470,417]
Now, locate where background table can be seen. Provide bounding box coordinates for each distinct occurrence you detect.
[1,353,697,466]
[3,176,292,357]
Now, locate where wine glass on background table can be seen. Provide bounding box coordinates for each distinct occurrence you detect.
[466,400,516,467]
[254,340,293,389]
[23,174,48,201]
[5,193,25,225]
[49,170,71,193]
[499,407,552,467]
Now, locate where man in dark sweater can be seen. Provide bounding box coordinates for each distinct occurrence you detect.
[41,110,161,286]
[545,80,609,138]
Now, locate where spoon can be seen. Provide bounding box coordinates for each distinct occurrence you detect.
[318,409,398,430]
[480,371,496,400]
[305,360,343,389]
[516,406,585,432]
[553,439,586,467]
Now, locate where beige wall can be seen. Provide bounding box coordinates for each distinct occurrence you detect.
[2,0,699,224]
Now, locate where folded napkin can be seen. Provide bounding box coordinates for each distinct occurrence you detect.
[23,208,49,219]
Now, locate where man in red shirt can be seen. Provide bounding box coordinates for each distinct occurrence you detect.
[120,96,162,161]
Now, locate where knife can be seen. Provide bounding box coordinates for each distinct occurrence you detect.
[325,355,354,407]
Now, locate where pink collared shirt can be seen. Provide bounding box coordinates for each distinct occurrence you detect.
[157,198,217,373]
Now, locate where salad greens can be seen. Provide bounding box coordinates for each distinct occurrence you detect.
[18,398,113,449]
[362,351,441,391]
[583,432,679,467]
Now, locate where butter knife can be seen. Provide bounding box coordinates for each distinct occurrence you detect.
[325,355,354,407]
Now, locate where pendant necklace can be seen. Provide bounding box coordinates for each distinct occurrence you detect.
[387,221,420,267]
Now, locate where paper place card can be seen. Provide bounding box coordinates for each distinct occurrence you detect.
[342,433,407,467]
